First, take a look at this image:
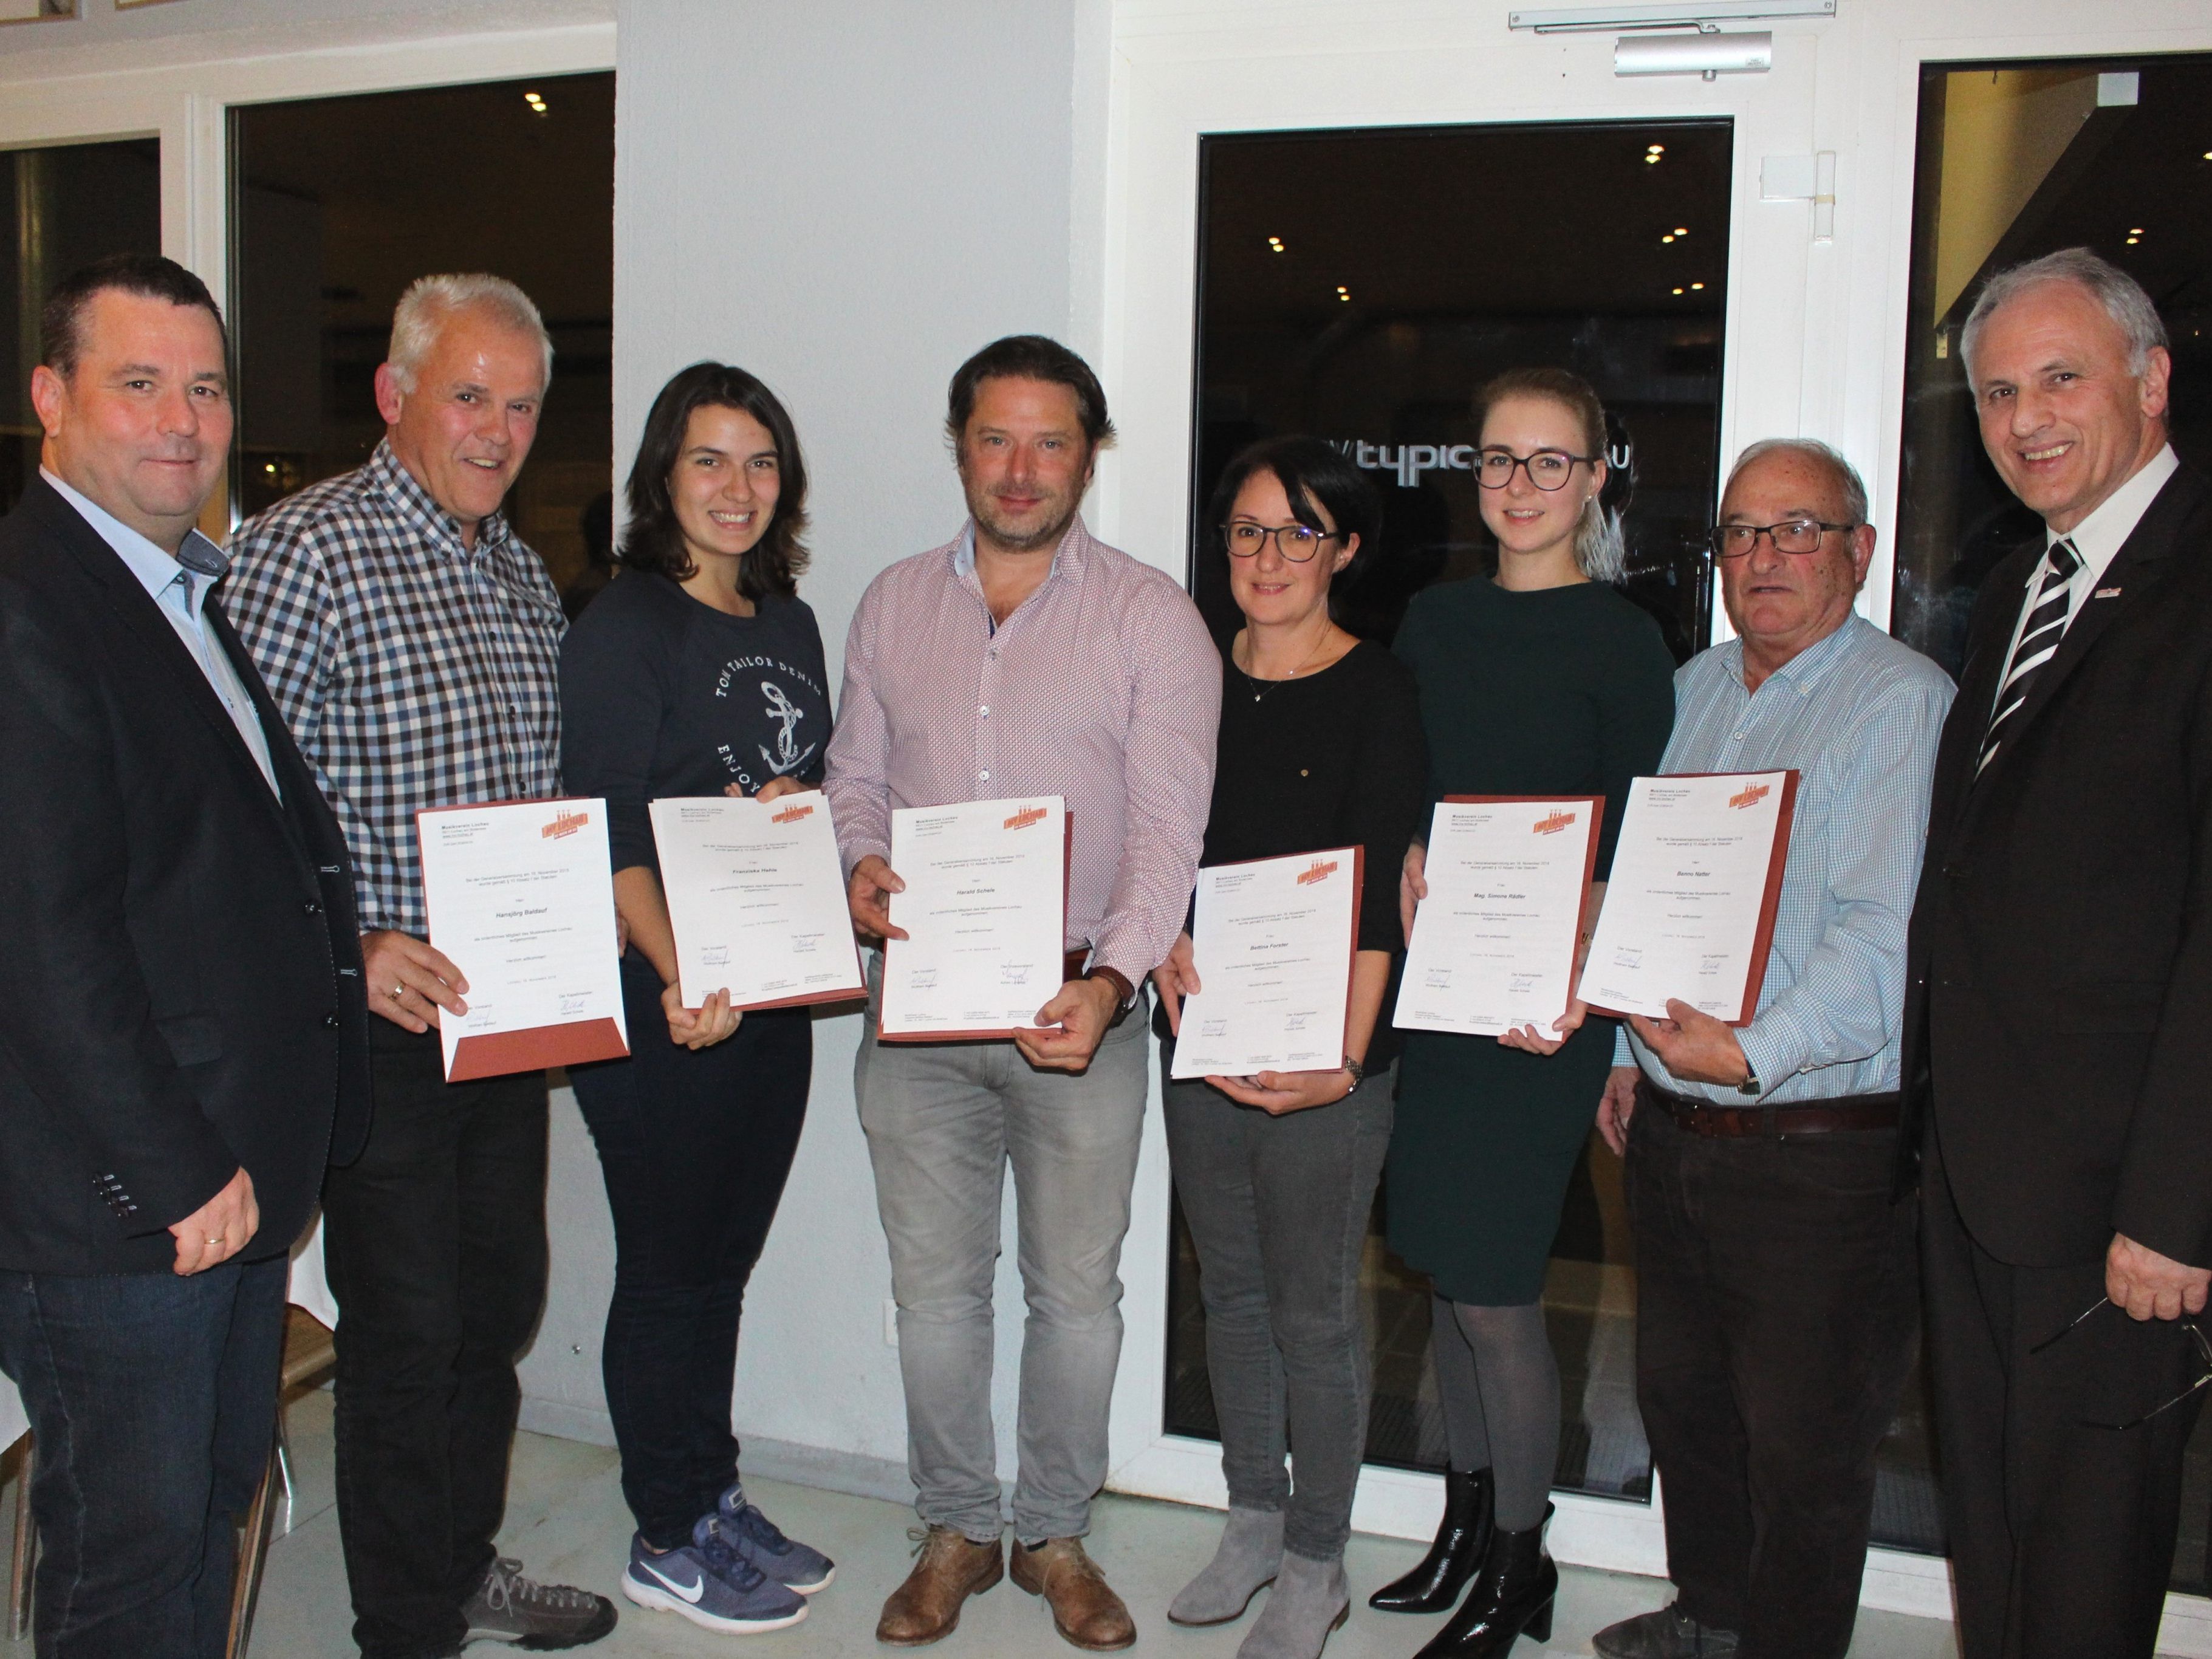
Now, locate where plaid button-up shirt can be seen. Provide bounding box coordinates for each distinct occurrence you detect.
[225,440,566,937]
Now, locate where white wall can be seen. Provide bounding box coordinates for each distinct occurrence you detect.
[532,0,1110,1494]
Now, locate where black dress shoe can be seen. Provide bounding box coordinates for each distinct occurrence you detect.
[1591,1604,1741,1657]
[1412,1502,1556,1658]
[1370,1466,1493,1613]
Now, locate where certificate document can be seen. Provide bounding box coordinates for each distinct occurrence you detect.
[878,796,1067,1040]
[1393,796,1601,1038]
[1169,847,1361,1081]
[649,793,866,1011]
[1579,771,1799,1025]
[416,799,629,1081]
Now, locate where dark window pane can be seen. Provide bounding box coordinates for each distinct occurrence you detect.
[0,139,162,516]
[229,73,613,600]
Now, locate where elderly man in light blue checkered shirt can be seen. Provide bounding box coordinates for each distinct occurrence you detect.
[1589,439,1954,1659]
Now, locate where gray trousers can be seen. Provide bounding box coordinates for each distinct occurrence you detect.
[1162,1054,1395,1559]
[855,988,1149,1543]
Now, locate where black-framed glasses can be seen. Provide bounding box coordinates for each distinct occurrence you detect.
[1707,519,1859,559]
[1222,521,1341,562]
[2029,1297,2212,1431]
[1473,447,1597,492]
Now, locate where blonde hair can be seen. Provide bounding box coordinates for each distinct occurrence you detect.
[386,273,552,393]
[1474,366,1625,583]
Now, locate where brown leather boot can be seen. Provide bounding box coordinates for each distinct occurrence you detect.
[1010,1538,1136,1651]
[875,1526,1004,1647]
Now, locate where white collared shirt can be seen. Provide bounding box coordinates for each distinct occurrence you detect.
[1991,445,2179,716]
[43,468,280,797]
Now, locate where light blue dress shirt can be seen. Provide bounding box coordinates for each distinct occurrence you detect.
[1615,614,1954,1104]
[43,469,280,798]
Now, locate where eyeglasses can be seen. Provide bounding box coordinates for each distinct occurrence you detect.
[1474,448,1598,492]
[1707,519,1858,559]
[1222,521,1342,563]
[2029,1298,2212,1431]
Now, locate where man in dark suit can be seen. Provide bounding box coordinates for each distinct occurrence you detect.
[1909,246,2212,1659]
[0,254,369,1658]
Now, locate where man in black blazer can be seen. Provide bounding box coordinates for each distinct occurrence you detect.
[1908,247,2212,1659]
[0,255,369,1658]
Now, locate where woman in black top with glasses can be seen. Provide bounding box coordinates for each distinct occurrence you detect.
[1372,368,1674,1658]
[1152,436,1426,1658]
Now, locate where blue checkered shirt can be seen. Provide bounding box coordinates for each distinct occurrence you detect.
[225,440,566,936]
[1615,614,1955,1103]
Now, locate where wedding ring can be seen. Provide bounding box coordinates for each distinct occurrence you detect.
[391,984,406,999]
[207,1236,225,1246]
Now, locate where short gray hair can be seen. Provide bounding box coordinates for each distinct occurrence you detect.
[1726,437,1869,525]
[1960,247,2167,381]
[386,273,553,393]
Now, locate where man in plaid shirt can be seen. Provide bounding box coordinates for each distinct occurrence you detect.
[227,275,614,1658]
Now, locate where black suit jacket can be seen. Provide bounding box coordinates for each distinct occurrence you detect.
[0,477,371,1276]
[1903,463,2212,1268]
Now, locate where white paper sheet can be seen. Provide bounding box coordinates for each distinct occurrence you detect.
[1394,798,1598,1038]
[649,793,866,1010]
[1579,771,1794,1024]
[417,799,628,1079]
[1169,847,1358,1079]
[879,796,1066,1038]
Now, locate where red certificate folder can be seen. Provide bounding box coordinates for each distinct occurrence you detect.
[878,809,1073,1043]
[1580,770,1799,1028]
[416,798,631,1082]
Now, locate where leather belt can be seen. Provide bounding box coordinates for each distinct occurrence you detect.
[1638,1079,1901,1139]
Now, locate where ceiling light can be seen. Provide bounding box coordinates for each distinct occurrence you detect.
[1335,285,1351,301]
[1690,281,1705,290]
[2126,237,2141,245]
[1662,234,1676,244]
[523,89,548,114]
[2131,227,2145,235]
[1645,153,1663,164]
[1673,286,1685,295]
[1267,234,1285,252]
[1675,227,1690,236]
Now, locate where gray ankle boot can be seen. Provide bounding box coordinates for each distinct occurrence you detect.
[1236,1550,1349,1659]
[1168,1507,1284,1626]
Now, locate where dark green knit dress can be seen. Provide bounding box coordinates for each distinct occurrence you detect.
[1386,575,1676,1306]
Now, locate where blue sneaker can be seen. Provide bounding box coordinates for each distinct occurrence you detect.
[620,1514,809,1635]
[718,1480,837,1593]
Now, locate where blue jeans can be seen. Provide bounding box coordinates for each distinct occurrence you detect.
[855,983,1149,1544]
[0,1255,286,1659]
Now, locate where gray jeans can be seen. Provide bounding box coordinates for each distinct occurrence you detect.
[855,985,1149,1543]
[1162,1053,1395,1559]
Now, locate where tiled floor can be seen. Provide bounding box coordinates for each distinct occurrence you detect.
[194,1389,1964,1658]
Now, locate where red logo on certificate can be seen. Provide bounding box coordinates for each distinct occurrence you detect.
[1003,806,1049,830]
[771,802,814,824]
[1296,858,1339,886]
[1532,810,1578,835]
[542,808,590,840]
[1728,784,1770,810]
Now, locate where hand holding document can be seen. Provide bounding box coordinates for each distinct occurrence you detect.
[650,793,866,1011]
[878,796,1067,1040]
[1394,797,1601,1039]
[1169,847,1361,1081]
[417,799,629,1081]
[1578,771,1798,1026]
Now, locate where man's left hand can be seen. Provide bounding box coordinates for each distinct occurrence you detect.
[1628,999,1751,1088]
[1014,977,1121,1073]
[2107,1232,2212,1321]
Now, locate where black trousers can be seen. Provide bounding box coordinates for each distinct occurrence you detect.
[569,958,812,1548]
[1624,1099,1919,1659]
[1922,1133,2202,1659]
[324,1021,550,1659]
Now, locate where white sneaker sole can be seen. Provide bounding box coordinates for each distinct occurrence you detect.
[621,1570,809,1634]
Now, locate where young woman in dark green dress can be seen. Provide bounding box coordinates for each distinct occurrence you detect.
[1369,369,1675,1658]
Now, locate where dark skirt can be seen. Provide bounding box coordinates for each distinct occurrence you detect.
[1385,1016,1615,1305]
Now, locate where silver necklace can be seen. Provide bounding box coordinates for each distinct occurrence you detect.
[1235,632,1334,703]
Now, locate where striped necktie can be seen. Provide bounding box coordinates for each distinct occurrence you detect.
[1977,538,2082,772]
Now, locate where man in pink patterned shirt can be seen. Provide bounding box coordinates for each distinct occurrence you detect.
[824,337,1216,1650]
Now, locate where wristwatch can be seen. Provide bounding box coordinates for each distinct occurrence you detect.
[1342,1053,1366,1089]
[1084,965,1137,1011]
[1736,1067,1761,1097]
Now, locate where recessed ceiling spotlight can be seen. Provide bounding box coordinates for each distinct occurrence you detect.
[1662,234,1675,244]
[1690,281,1705,290]
[1267,234,1286,252]
[523,89,549,114]
[2131,227,2145,235]
[1335,284,1351,302]
[1672,286,1685,295]
[2126,236,2141,245]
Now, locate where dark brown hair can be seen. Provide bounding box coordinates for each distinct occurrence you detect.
[42,253,227,380]
[945,335,1116,455]
[620,362,809,600]
[1206,435,1382,624]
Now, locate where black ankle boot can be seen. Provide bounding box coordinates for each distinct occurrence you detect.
[1369,1466,1493,1613]
[1412,1501,1556,1658]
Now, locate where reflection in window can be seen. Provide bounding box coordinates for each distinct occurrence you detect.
[229,74,613,600]
[0,140,162,517]
[1171,120,1735,1513]
[1891,51,2212,1592]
